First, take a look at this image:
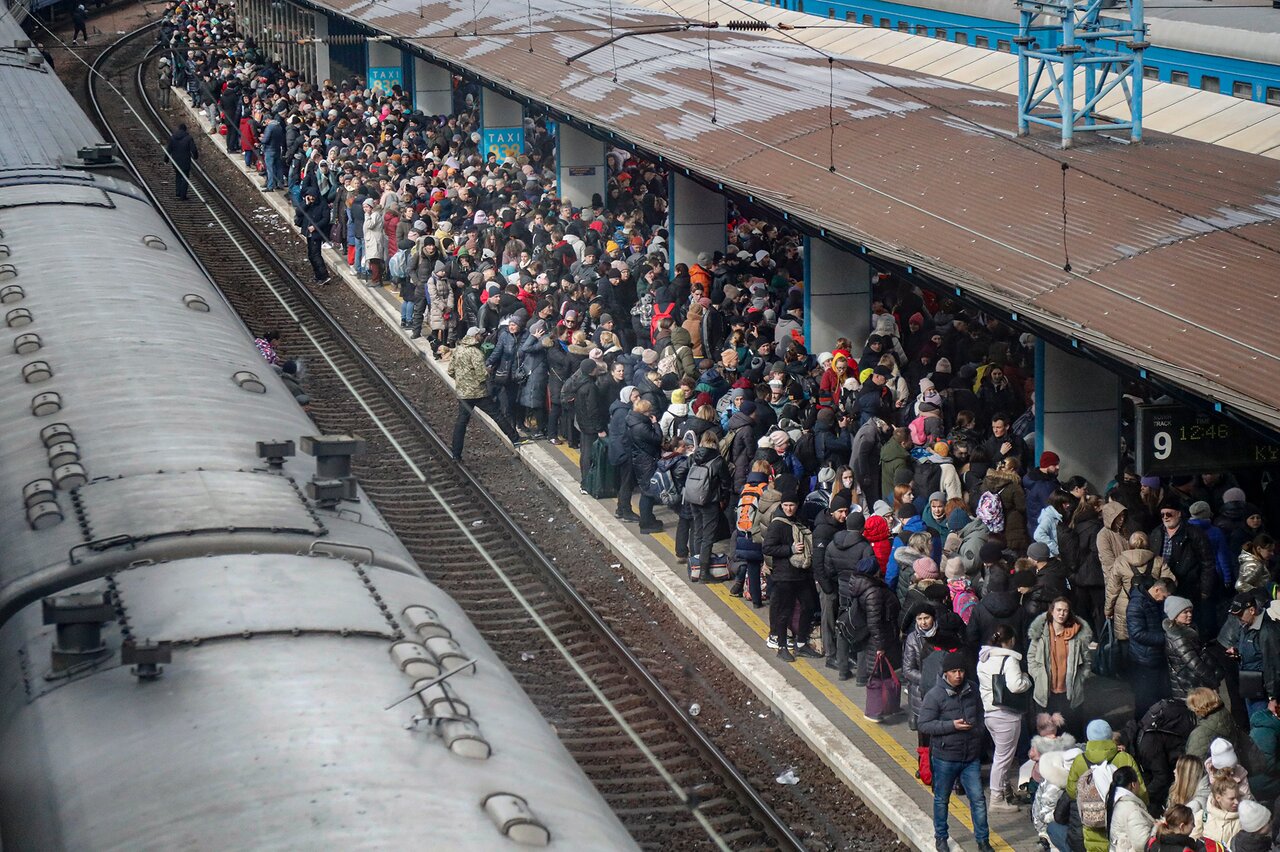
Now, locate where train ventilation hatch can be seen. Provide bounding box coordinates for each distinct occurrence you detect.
[182,293,209,311]
[482,794,550,847]
[1,283,22,303]
[402,605,451,641]
[389,641,441,680]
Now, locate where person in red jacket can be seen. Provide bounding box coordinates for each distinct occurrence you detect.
[238,113,258,169]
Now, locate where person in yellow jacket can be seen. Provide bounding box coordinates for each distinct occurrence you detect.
[1067,718,1149,852]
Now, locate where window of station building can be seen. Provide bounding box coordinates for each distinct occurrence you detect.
[975,35,990,48]
[1232,80,1252,99]
[955,32,968,45]
[864,14,874,25]
[845,10,855,20]
[879,17,890,27]
[828,7,835,17]
[1142,66,1159,80]
[898,20,909,31]
[1200,75,1220,93]
[1268,87,1280,106]
[935,28,946,39]
[1170,70,1189,86]
[915,24,928,35]
[997,39,1011,52]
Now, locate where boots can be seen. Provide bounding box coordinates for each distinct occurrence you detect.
[988,789,1019,813]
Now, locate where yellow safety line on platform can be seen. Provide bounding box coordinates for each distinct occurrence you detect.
[552,443,1012,851]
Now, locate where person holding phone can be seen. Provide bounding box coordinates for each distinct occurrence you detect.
[917,651,995,852]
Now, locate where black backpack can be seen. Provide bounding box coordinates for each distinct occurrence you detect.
[794,431,818,477]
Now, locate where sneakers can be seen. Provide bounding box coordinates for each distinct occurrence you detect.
[795,645,822,659]
[777,647,796,663]
[988,792,1019,813]
[638,520,665,534]
[976,843,996,852]
[729,581,744,597]
[766,636,780,650]
[824,657,839,671]
[837,671,854,682]
[615,512,639,524]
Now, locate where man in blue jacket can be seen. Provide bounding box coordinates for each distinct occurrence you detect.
[917,651,993,852]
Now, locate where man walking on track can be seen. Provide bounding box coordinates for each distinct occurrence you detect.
[164,123,198,200]
[448,327,522,460]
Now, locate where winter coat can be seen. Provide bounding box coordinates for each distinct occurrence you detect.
[625,410,662,482]
[976,645,1032,713]
[1099,501,1131,582]
[576,376,611,436]
[1034,505,1065,556]
[982,468,1028,552]
[515,332,553,409]
[843,558,901,655]
[966,589,1030,651]
[1248,708,1280,803]
[1151,523,1217,604]
[901,627,935,718]
[685,446,731,508]
[1202,799,1241,851]
[827,529,873,597]
[1027,612,1094,708]
[956,517,991,576]
[607,399,632,466]
[485,326,518,374]
[892,542,930,606]
[1107,549,1171,640]
[1129,586,1170,670]
[850,419,883,485]
[1024,468,1062,539]
[363,205,386,261]
[1030,557,1074,615]
[812,512,845,595]
[426,268,451,331]
[762,513,814,584]
[1185,706,1241,764]
[1237,551,1269,594]
[1109,788,1156,852]
[1066,511,1105,588]
[1136,698,1197,813]
[447,333,489,399]
[725,410,756,494]
[165,125,199,170]
[917,676,984,763]
[879,438,912,498]
[1165,619,1225,701]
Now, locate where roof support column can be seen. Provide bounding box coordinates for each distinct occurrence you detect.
[479,88,524,161]
[804,236,871,357]
[312,12,330,82]
[1037,339,1121,492]
[668,173,725,269]
[557,124,606,210]
[414,59,452,115]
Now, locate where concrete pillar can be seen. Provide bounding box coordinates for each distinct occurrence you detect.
[367,42,403,95]
[414,58,451,115]
[557,124,607,210]
[313,12,330,83]
[1037,339,1121,492]
[480,88,524,160]
[669,173,726,268]
[804,236,871,356]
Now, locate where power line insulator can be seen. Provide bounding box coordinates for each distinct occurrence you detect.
[725,20,769,30]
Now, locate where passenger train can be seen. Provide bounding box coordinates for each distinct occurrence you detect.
[751,0,1280,104]
[0,8,636,850]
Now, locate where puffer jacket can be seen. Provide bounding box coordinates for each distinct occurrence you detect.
[762,512,815,584]
[982,468,1028,552]
[1165,618,1225,700]
[1237,550,1270,594]
[955,517,990,576]
[826,528,871,598]
[901,626,937,719]
[516,331,553,410]
[606,398,632,466]
[917,675,984,763]
[976,645,1032,713]
[446,333,489,399]
[966,589,1030,651]
[1109,788,1155,852]
[1185,706,1241,764]
[843,557,901,656]
[1106,548,1170,640]
[1026,611,1094,708]
[625,409,662,482]
[1067,739,1148,852]
[1128,585,1169,669]
[1098,501,1130,581]
[893,542,930,606]
[1202,799,1241,851]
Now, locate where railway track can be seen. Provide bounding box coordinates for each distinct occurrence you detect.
[86,24,806,852]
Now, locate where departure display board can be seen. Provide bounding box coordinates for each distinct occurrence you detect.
[1136,404,1279,475]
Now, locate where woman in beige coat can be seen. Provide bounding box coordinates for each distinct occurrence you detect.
[1105,531,1171,641]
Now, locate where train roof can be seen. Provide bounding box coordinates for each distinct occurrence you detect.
[0,8,105,168]
[0,554,639,850]
[0,172,414,619]
[317,0,1280,433]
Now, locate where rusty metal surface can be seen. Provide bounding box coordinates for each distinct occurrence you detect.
[318,0,1280,429]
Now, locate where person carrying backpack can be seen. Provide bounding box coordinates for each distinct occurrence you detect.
[683,432,731,583]
[1067,719,1149,852]
[729,460,775,606]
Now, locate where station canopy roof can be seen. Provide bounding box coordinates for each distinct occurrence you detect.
[312,0,1280,433]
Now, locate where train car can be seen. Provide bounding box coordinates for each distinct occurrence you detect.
[0,9,637,850]
[753,0,1280,104]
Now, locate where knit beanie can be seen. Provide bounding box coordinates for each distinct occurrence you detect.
[913,557,940,580]
[1209,738,1239,769]
[1239,799,1272,834]
[1086,719,1112,742]
[943,556,965,580]
[1163,596,1193,621]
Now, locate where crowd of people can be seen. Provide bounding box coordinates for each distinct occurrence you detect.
[160,2,1280,849]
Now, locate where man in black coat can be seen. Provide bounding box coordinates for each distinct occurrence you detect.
[165,124,198,200]
[1150,498,1217,634]
[571,361,610,488]
[812,495,852,672]
[298,191,330,284]
[917,651,994,852]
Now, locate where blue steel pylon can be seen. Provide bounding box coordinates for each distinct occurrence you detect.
[1015,0,1148,147]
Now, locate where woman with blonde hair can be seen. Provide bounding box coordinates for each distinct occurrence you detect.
[1202,774,1245,849]
[1105,530,1170,646]
[1166,754,1209,816]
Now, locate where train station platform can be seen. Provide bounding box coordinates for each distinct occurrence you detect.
[180,80,1139,852]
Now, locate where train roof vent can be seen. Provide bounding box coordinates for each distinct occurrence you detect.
[14,332,40,354]
[52,462,87,490]
[439,717,490,760]
[424,636,474,675]
[389,640,441,680]
[31,391,61,416]
[22,360,52,384]
[0,264,16,282]
[482,793,550,847]
[47,441,79,468]
[40,422,73,447]
[0,244,8,257]
[232,370,266,393]
[27,500,63,530]
[402,605,452,641]
[182,294,209,311]
[0,284,21,303]
[7,307,32,328]
[142,235,167,250]
[416,678,470,719]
